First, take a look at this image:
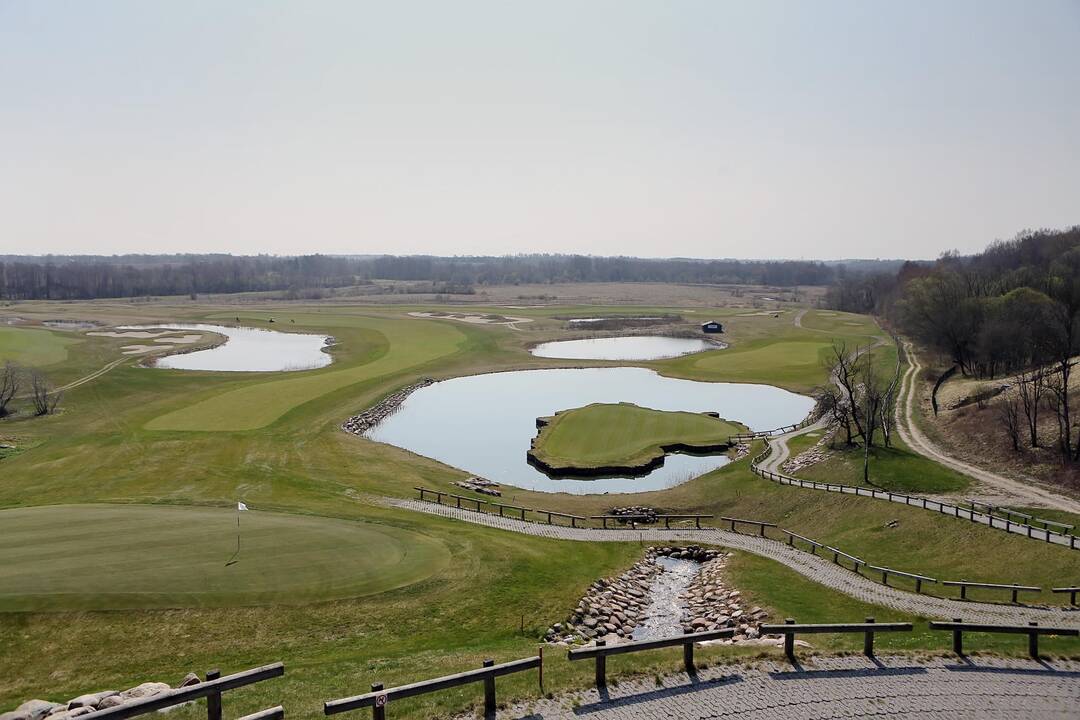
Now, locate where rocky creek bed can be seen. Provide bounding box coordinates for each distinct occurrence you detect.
[544,546,772,647]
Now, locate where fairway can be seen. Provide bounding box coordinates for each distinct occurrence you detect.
[146,316,466,432]
[531,402,744,470]
[0,504,450,611]
[0,327,81,366]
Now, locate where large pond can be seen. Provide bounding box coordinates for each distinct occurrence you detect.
[531,336,719,361]
[367,367,813,494]
[124,324,333,372]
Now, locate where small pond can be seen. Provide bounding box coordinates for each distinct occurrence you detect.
[367,367,813,494]
[123,324,333,372]
[531,336,719,361]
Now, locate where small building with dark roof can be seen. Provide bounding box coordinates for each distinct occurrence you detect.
[701,321,724,334]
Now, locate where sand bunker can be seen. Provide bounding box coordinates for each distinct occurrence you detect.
[408,311,532,325]
[121,344,158,355]
[90,330,173,339]
[151,334,202,345]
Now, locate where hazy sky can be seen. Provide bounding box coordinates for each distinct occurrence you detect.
[1,1,1077,260]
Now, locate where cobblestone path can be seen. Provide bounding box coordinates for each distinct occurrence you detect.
[500,655,1080,719]
[385,498,1080,625]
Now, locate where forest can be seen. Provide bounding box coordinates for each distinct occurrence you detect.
[0,253,849,301]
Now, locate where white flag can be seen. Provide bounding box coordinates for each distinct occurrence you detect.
[237,502,248,511]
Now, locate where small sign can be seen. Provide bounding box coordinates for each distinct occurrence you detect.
[375,694,387,708]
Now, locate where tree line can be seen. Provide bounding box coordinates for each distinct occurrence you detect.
[0,253,874,301]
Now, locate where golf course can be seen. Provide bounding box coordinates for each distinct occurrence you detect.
[2,295,1079,719]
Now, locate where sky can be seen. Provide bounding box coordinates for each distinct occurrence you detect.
[1,1,1078,260]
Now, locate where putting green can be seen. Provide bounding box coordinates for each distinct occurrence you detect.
[146,316,465,432]
[0,504,450,611]
[531,402,744,470]
[0,327,81,366]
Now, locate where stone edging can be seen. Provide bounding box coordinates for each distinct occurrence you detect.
[340,378,434,435]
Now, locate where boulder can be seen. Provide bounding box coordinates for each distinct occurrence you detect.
[68,693,118,710]
[6,701,63,720]
[121,682,171,700]
[96,697,126,710]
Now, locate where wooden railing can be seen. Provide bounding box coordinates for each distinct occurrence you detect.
[720,516,776,536]
[759,618,913,660]
[929,619,1080,657]
[590,514,714,529]
[866,565,938,594]
[81,664,285,720]
[324,656,542,719]
[940,580,1040,603]
[749,440,1080,551]
[1053,586,1080,605]
[567,629,734,688]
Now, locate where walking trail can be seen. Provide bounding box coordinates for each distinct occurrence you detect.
[896,340,1080,514]
[382,497,1079,626]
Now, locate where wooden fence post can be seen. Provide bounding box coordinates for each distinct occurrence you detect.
[595,640,607,688]
[863,617,875,656]
[683,628,694,672]
[206,669,222,720]
[370,683,385,720]
[482,659,496,714]
[952,618,963,655]
[1028,623,1039,658]
[784,618,795,661]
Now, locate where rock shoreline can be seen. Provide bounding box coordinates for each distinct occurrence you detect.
[341,378,435,435]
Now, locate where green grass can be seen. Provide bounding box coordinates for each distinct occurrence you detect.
[530,402,744,470]
[2,299,1078,718]
[145,316,466,432]
[797,438,971,494]
[0,504,450,611]
[0,327,81,366]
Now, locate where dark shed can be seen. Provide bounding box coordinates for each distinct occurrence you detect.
[702,321,724,334]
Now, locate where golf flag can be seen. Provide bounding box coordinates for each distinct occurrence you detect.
[238,501,248,511]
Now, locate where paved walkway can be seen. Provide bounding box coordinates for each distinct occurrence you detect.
[500,655,1080,719]
[384,498,1080,625]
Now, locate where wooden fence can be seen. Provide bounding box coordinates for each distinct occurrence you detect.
[759,618,913,660]
[324,656,541,719]
[929,619,1080,657]
[749,441,1080,551]
[567,629,734,688]
[81,663,284,720]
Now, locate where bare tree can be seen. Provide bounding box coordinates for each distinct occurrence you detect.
[998,391,1022,451]
[0,361,20,418]
[827,340,866,441]
[29,370,62,416]
[815,384,853,447]
[1016,370,1044,448]
[1046,373,1071,458]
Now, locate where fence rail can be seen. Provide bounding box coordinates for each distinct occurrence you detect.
[759,618,913,660]
[929,619,1080,657]
[940,580,1040,603]
[324,656,541,719]
[749,440,1080,551]
[81,663,285,720]
[1053,586,1080,605]
[568,629,734,687]
[237,708,284,720]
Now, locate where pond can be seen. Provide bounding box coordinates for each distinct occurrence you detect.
[531,336,719,361]
[367,367,813,494]
[123,324,333,372]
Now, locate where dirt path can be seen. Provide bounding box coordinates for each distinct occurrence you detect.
[15,357,130,400]
[896,340,1080,514]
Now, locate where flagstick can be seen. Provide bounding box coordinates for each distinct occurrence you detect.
[226,502,242,566]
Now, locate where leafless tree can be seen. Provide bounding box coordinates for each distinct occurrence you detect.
[29,370,62,416]
[0,361,20,418]
[815,384,853,447]
[1016,370,1044,447]
[998,391,1022,451]
[827,340,866,441]
[1046,373,1071,458]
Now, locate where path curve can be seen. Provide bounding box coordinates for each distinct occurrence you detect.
[896,340,1080,514]
[383,497,1079,625]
